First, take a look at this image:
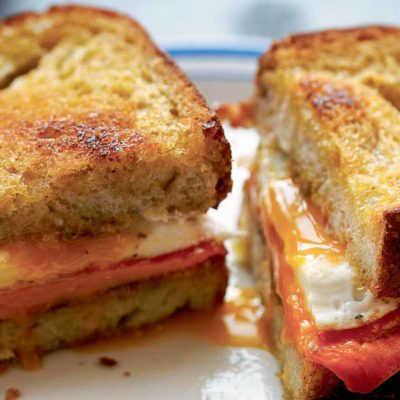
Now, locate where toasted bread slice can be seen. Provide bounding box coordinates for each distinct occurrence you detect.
[241,142,400,399]
[255,27,400,297]
[0,5,231,242]
[0,255,227,367]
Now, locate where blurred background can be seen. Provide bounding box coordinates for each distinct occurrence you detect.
[0,0,399,41]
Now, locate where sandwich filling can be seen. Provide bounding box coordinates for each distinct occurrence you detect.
[0,216,228,318]
[263,179,398,329]
[249,138,400,393]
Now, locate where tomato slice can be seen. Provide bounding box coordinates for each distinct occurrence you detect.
[310,311,400,393]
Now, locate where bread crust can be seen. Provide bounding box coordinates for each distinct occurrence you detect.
[0,5,232,241]
[258,25,400,74]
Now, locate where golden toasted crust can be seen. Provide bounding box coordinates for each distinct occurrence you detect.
[259,25,400,74]
[0,5,231,241]
[255,26,400,297]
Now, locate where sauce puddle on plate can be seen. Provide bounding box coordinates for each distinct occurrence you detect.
[79,286,274,353]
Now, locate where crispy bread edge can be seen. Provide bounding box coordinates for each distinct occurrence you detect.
[378,209,400,295]
[258,25,400,74]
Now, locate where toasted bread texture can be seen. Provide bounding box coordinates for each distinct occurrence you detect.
[0,5,231,242]
[256,26,400,297]
[0,255,227,367]
[242,149,400,399]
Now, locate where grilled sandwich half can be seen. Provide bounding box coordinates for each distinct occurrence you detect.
[243,26,400,399]
[0,5,231,367]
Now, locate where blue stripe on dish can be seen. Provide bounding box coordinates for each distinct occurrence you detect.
[161,41,269,82]
[166,48,263,58]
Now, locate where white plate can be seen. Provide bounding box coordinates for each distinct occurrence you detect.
[0,38,284,400]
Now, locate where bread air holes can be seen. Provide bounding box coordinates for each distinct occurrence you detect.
[169,99,180,117]
[162,170,179,191]
[360,76,400,111]
[167,205,177,213]
[70,80,93,96]
[111,84,132,100]
[22,168,41,184]
[118,309,139,327]
[136,99,150,110]
[140,69,153,84]
[0,56,42,90]
[170,108,179,117]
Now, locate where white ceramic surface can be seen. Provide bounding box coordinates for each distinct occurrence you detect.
[0,39,284,400]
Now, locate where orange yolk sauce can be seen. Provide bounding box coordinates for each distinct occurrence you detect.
[80,285,273,353]
[0,240,226,319]
[259,178,400,394]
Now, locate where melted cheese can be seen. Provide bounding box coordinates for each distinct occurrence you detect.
[0,215,231,289]
[262,178,398,330]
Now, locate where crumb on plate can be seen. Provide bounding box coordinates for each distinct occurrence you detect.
[4,388,21,400]
[98,356,118,368]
